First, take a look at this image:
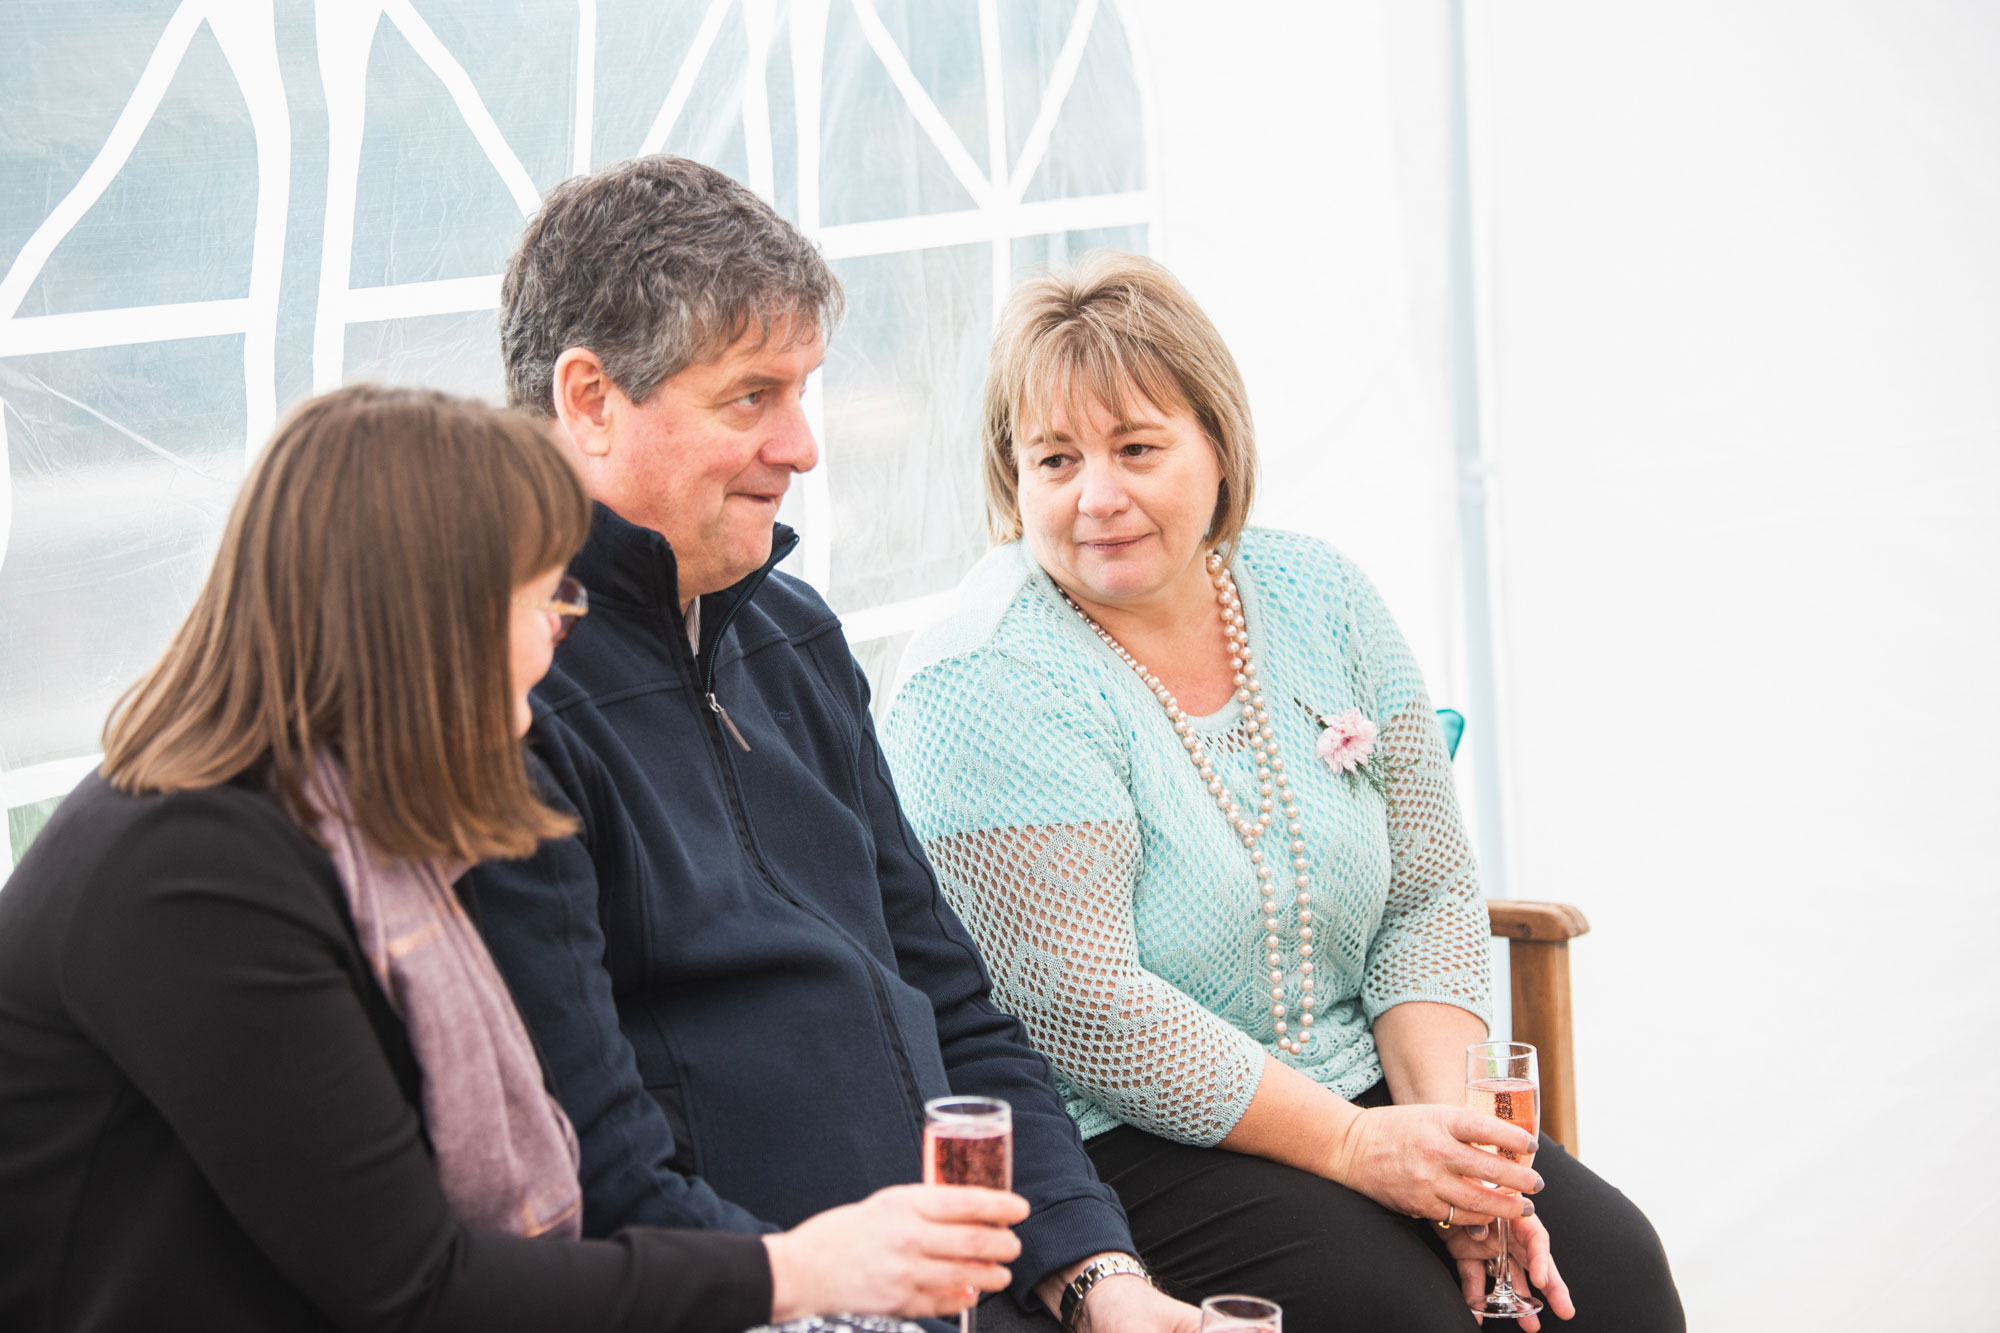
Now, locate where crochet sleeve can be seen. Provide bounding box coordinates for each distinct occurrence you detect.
[1341,564,1493,1026]
[886,651,1268,1147]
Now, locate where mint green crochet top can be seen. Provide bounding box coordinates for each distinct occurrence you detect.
[882,528,1491,1146]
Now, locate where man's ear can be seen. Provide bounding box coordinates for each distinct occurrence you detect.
[552,347,616,458]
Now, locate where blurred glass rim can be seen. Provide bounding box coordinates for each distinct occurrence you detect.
[1199,1293,1282,1319]
[922,1095,1011,1124]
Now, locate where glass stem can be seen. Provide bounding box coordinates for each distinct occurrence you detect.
[1494,1216,1514,1298]
[962,1307,976,1333]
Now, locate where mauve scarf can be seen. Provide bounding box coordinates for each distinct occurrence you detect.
[305,755,582,1238]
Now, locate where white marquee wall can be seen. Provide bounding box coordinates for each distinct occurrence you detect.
[1462,3,1997,1327]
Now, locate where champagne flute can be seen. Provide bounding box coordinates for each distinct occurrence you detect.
[922,1096,1012,1333]
[1464,1040,1542,1319]
[1199,1294,1282,1331]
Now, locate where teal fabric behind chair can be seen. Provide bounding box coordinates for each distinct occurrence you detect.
[1436,708,1465,762]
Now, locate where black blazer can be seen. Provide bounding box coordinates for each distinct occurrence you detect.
[0,773,771,1333]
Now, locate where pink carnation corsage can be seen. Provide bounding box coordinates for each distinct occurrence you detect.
[1314,708,1378,774]
[1311,706,1392,798]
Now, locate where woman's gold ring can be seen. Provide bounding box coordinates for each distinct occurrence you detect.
[1439,1205,1455,1229]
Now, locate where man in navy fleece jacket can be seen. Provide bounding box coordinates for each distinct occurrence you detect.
[470,156,1196,1333]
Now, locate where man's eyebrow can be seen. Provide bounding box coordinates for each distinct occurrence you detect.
[714,371,790,399]
[716,356,825,399]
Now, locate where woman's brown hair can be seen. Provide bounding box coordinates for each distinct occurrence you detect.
[102,384,590,864]
[982,250,1258,551]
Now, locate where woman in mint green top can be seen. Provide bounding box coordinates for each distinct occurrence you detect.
[882,253,1681,1331]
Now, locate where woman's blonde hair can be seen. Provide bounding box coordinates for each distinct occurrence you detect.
[982,251,1257,549]
[102,384,590,864]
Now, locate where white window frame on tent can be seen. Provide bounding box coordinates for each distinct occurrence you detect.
[0,0,1162,877]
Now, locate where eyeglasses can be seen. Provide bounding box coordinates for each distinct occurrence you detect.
[512,576,589,644]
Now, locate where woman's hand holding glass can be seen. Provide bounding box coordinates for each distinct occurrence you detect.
[1321,1102,1541,1227]
[762,1184,1029,1324]
[1323,1102,1573,1327]
[1438,1212,1574,1331]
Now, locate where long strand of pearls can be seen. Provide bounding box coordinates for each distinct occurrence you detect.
[1057,550,1316,1056]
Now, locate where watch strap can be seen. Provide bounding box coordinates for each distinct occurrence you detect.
[1059,1254,1152,1331]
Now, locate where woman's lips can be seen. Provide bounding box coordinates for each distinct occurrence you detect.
[1080,534,1149,553]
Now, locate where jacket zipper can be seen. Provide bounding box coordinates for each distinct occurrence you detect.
[680,534,927,1125]
[693,529,800,753]
[706,695,751,751]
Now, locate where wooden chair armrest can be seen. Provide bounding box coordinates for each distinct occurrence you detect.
[1486,899,1588,1155]
[1487,899,1590,942]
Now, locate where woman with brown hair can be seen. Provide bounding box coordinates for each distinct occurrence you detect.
[0,385,1024,1333]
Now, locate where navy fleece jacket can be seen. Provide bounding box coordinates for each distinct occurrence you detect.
[471,504,1135,1311]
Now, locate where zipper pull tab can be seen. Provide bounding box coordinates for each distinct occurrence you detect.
[707,693,752,752]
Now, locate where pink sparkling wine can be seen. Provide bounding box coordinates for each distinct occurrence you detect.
[1466,1077,1539,1183]
[923,1121,1012,1191]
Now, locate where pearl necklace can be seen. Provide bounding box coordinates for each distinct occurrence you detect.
[1057,550,1317,1056]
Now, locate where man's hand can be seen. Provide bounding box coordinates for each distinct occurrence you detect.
[1033,1252,1200,1332]
[1071,1274,1201,1332]
[763,1183,1027,1322]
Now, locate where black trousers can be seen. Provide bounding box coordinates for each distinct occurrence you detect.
[1083,1083,1685,1332]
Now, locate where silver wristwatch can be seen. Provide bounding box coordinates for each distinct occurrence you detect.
[1059,1254,1153,1331]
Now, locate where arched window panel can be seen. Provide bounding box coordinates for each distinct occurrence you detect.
[821,242,992,618]
[762,31,802,224]
[0,0,205,306]
[0,0,1158,870]
[386,0,576,188]
[1010,222,1149,275]
[818,0,986,225]
[997,0,1085,162]
[613,3,756,183]
[348,10,565,288]
[343,310,505,404]
[12,23,257,313]
[0,339,248,776]
[1002,2,1147,205]
[808,0,1155,712]
[1,1,288,871]
[589,1,727,162]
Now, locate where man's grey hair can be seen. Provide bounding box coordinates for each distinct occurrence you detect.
[501,155,843,417]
